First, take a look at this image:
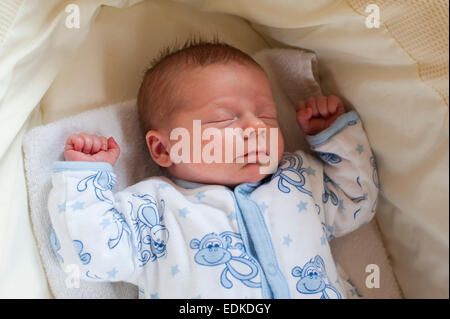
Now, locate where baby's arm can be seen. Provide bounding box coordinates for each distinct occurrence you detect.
[296,96,380,238]
[48,134,141,284]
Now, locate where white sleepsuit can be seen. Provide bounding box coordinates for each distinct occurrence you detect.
[48,111,379,299]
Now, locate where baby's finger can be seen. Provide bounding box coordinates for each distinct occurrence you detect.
[107,137,121,161]
[297,107,313,132]
[91,136,103,154]
[297,107,312,120]
[66,135,84,152]
[327,97,337,114]
[317,96,329,117]
[80,133,93,154]
[306,97,319,117]
[328,95,344,114]
[100,136,108,151]
[107,137,120,151]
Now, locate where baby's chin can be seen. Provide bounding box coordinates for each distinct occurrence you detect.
[168,163,270,188]
[235,163,270,184]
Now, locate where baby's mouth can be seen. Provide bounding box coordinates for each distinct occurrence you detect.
[236,150,269,164]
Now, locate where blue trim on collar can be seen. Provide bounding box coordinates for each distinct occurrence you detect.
[170,177,207,189]
[233,182,291,299]
[52,161,113,173]
[306,111,360,147]
[226,189,272,299]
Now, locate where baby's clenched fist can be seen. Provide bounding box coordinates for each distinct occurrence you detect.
[296,95,345,136]
[64,133,120,166]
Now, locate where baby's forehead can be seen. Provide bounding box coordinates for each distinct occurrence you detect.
[171,63,273,103]
[171,61,264,85]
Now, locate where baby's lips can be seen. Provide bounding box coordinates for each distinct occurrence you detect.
[235,149,269,163]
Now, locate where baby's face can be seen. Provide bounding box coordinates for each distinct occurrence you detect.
[154,62,284,187]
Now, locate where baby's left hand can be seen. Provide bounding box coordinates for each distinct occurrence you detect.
[296,95,345,135]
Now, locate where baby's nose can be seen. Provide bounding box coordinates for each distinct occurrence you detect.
[241,114,266,136]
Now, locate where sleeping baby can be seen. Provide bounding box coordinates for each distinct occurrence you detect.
[48,40,379,299]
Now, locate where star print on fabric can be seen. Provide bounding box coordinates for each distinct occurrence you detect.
[195,191,205,201]
[297,201,307,212]
[356,144,364,154]
[305,166,316,176]
[150,293,159,299]
[100,218,111,229]
[171,265,180,277]
[70,201,85,211]
[282,234,292,247]
[58,202,66,213]
[106,268,118,279]
[178,207,190,218]
[259,202,268,213]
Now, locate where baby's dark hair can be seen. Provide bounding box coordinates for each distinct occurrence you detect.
[137,36,263,134]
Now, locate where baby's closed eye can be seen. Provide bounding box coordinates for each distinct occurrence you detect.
[257,112,278,123]
[203,114,238,126]
[256,105,277,120]
[258,115,277,120]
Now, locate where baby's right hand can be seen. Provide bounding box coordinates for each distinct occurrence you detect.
[64,133,120,166]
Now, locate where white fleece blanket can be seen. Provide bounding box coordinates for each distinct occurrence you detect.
[22,48,402,298]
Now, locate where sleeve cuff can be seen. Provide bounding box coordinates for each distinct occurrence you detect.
[52,161,113,173]
[306,111,360,148]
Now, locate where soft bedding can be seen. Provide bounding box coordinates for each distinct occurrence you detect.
[22,48,401,298]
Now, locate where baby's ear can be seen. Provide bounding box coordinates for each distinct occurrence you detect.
[145,130,172,167]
